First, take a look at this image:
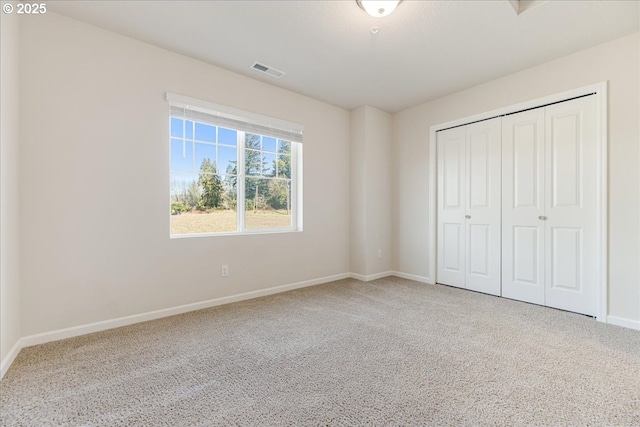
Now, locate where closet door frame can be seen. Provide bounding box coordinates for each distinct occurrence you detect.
[428,82,608,322]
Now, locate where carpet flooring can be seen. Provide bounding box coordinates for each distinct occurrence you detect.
[1,277,639,426]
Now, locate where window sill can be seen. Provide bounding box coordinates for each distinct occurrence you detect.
[170,228,302,239]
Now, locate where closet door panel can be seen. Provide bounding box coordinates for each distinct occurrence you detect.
[545,96,598,316]
[465,118,501,296]
[502,108,545,305]
[437,127,466,288]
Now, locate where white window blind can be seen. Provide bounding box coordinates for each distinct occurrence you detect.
[167,93,304,143]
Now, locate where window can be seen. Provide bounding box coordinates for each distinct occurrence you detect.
[168,94,302,237]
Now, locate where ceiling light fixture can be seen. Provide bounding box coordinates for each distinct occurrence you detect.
[356,0,402,18]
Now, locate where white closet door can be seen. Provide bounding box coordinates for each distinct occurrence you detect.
[501,108,545,304]
[437,126,466,288]
[544,96,598,316]
[465,118,502,296]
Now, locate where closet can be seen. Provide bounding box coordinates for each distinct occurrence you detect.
[436,95,599,316]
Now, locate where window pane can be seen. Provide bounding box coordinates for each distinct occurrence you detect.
[218,146,237,175]
[276,154,291,178]
[195,143,216,172]
[245,177,292,229]
[219,127,237,146]
[221,174,238,213]
[278,139,291,154]
[263,137,277,152]
[170,104,301,237]
[195,123,216,142]
[170,118,183,138]
[171,138,194,171]
[197,173,223,209]
[245,133,260,149]
[263,152,276,176]
[170,170,199,214]
[245,149,263,176]
[170,172,237,235]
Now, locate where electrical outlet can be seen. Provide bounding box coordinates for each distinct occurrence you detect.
[377,249,382,259]
[221,265,229,277]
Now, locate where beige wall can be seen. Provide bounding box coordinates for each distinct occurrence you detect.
[350,106,392,277]
[350,107,367,276]
[1,10,22,367]
[393,32,640,322]
[19,12,351,336]
[365,107,392,276]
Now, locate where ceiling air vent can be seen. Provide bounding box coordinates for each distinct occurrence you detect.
[250,62,285,79]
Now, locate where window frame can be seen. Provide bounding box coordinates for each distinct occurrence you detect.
[167,94,303,238]
[235,129,301,236]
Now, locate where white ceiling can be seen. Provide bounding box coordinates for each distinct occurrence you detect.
[48,1,639,113]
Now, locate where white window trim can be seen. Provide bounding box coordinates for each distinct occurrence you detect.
[166,92,304,140]
[168,93,303,238]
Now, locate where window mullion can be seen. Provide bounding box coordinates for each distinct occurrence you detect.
[291,143,298,230]
[237,131,245,232]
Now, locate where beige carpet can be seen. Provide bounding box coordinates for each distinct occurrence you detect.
[1,277,639,426]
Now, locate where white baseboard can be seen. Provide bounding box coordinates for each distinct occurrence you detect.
[1,272,350,379]
[606,315,640,330]
[391,271,434,284]
[350,271,393,282]
[20,272,351,349]
[6,271,634,379]
[0,339,23,379]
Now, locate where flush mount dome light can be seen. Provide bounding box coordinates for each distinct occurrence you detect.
[356,0,402,18]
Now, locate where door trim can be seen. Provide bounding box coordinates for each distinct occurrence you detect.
[428,82,608,322]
